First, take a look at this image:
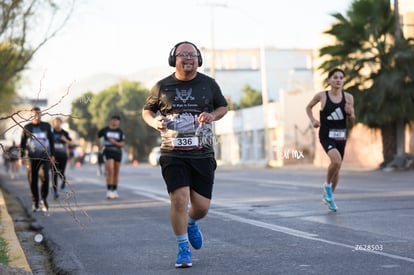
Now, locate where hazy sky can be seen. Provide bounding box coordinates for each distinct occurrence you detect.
[21,0,354,97]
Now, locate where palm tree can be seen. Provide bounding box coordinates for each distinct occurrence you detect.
[318,0,414,167]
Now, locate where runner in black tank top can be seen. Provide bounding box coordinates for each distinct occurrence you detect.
[306,68,355,212]
[319,90,347,159]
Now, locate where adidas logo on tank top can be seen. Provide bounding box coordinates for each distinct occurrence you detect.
[327,107,344,120]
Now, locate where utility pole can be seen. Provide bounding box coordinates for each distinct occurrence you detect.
[259,38,271,166]
[200,1,228,78]
[209,5,216,78]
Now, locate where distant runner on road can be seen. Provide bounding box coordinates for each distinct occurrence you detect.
[97,115,125,199]
[306,68,355,211]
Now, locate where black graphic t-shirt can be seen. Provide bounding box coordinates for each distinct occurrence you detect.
[143,72,228,158]
[98,127,125,152]
[20,121,55,159]
[319,91,347,141]
[53,129,72,156]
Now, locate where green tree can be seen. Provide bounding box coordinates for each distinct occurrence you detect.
[0,44,25,113]
[318,0,414,166]
[237,84,263,109]
[0,0,75,113]
[68,91,97,143]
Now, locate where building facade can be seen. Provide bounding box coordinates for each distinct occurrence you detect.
[202,47,316,167]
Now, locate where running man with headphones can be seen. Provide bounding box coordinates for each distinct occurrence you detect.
[142,41,228,268]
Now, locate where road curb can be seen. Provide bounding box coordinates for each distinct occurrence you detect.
[0,188,32,273]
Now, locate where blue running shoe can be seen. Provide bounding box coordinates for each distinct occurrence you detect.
[188,223,203,250]
[323,185,337,211]
[328,199,338,212]
[323,196,338,211]
[324,185,333,202]
[323,197,338,211]
[175,243,192,268]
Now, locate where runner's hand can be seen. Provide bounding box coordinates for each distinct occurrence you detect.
[198,112,215,124]
[153,116,167,132]
[311,119,320,128]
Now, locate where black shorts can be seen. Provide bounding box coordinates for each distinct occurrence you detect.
[98,152,105,164]
[103,147,122,162]
[320,138,346,159]
[159,156,217,199]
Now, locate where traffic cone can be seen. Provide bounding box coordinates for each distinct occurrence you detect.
[133,160,139,167]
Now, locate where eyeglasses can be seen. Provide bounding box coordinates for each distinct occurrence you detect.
[176,52,198,58]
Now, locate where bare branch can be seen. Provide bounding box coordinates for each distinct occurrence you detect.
[0,77,91,227]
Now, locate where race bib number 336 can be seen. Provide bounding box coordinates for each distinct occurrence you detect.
[172,137,199,148]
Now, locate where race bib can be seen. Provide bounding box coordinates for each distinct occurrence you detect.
[329,129,346,140]
[33,132,47,141]
[55,143,65,149]
[171,136,199,148]
[107,131,121,140]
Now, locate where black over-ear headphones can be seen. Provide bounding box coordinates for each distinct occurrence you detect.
[168,41,203,67]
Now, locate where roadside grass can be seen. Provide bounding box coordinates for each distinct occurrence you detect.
[0,237,9,265]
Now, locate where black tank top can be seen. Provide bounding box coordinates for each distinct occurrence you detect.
[319,91,347,141]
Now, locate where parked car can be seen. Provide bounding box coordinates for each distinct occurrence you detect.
[148,146,160,166]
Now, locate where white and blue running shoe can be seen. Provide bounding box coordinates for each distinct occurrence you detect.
[175,243,192,268]
[323,185,338,211]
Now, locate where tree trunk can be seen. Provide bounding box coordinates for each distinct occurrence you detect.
[131,146,140,161]
[410,121,414,155]
[381,123,397,166]
[396,120,405,155]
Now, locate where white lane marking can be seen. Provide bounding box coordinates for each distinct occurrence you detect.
[211,210,414,263]
[76,177,414,264]
[209,209,318,238]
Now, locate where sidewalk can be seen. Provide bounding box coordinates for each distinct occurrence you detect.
[0,186,32,274]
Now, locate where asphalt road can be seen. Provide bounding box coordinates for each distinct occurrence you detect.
[1,163,414,275]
